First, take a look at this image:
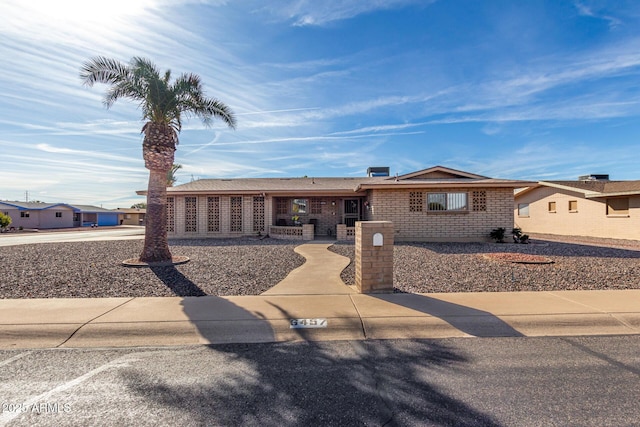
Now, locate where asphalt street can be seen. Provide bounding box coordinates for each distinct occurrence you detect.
[1,336,640,426]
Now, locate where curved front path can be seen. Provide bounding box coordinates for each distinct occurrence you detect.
[261,242,355,295]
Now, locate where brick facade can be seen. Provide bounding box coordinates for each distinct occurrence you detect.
[355,221,394,293]
[367,188,513,242]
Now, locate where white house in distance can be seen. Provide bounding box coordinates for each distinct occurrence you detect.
[0,201,120,229]
[515,174,640,240]
[141,165,534,242]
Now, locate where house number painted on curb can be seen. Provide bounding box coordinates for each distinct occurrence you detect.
[290,318,327,329]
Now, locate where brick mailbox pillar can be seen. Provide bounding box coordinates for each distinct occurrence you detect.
[355,221,394,293]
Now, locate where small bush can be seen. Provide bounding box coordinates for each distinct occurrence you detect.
[512,228,530,244]
[489,227,506,243]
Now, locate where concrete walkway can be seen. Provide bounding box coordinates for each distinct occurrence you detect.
[261,243,354,295]
[1,242,639,349]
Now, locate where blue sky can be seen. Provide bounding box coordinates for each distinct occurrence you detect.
[1,0,640,208]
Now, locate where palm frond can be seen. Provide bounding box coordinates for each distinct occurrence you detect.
[80,56,130,87]
[81,56,236,132]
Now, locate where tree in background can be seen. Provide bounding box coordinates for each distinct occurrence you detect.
[130,203,147,209]
[81,56,236,263]
[167,163,182,187]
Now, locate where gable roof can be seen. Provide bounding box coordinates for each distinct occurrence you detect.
[516,180,640,199]
[395,165,489,180]
[145,165,534,196]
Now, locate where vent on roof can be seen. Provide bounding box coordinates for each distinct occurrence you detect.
[367,166,390,177]
[578,174,609,181]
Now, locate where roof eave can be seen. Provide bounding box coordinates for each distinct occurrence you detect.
[142,189,366,197]
[358,181,536,190]
[585,190,640,199]
[537,181,593,195]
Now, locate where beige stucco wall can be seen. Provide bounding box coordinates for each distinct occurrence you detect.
[514,187,640,240]
[367,188,514,242]
[0,206,74,229]
[119,213,145,225]
[38,208,74,229]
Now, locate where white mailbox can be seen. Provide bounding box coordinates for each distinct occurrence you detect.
[373,232,384,247]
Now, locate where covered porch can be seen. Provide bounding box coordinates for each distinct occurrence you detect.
[268,196,365,241]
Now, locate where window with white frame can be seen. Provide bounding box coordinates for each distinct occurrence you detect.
[20,212,30,218]
[55,212,62,218]
[426,192,468,211]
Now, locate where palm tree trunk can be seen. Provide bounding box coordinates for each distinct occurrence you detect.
[139,123,176,263]
[140,168,172,262]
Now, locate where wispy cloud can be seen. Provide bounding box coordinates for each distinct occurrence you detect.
[260,0,431,26]
[574,1,622,29]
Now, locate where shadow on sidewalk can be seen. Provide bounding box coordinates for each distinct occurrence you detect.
[370,293,524,337]
[151,265,276,343]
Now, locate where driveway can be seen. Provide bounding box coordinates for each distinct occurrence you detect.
[0,226,144,247]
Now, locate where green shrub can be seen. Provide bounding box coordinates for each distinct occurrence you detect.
[0,212,11,230]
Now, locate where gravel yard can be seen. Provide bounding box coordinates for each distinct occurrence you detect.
[0,238,304,299]
[1,234,639,298]
[331,235,640,293]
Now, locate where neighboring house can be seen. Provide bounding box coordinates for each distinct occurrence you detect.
[514,175,640,240]
[116,208,146,226]
[140,166,532,242]
[0,201,120,229]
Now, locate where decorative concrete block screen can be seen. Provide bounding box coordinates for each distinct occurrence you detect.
[270,224,314,241]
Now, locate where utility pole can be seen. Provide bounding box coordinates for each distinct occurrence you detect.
[25,191,29,202]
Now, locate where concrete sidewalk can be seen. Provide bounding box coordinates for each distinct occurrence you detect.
[1,241,639,349]
[1,290,639,349]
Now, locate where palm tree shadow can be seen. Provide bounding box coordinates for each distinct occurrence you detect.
[149,265,207,297]
[371,293,524,337]
[122,339,503,426]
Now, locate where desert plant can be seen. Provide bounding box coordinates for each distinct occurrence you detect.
[489,227,506,243]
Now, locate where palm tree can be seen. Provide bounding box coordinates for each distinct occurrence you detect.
[167,163,182,187]
[80,56,236,263]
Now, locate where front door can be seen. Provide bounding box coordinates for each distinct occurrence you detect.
[343,199,360,227]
